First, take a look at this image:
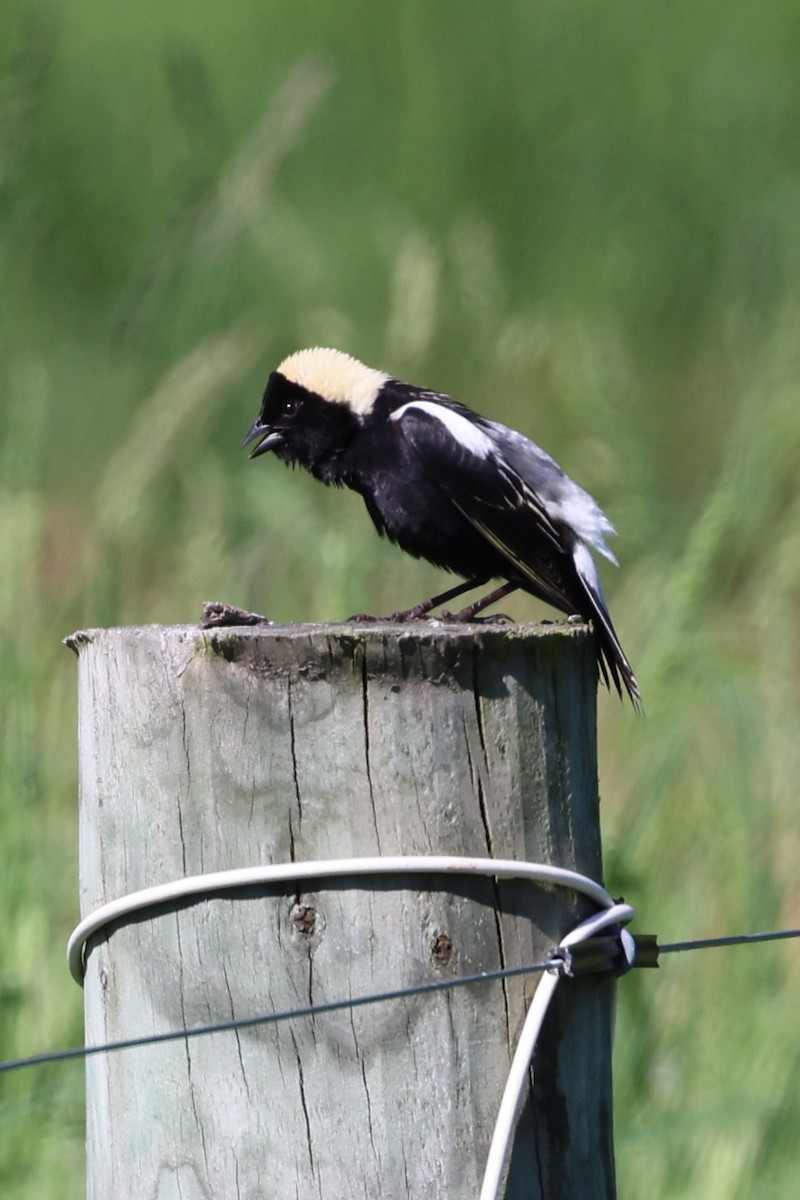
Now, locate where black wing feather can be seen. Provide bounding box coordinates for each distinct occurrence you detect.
[397,405,583,610]
[396,403,641,707]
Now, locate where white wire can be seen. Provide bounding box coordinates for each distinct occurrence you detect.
[479,901,635,1200]
[68,854,633,1199]
[67,854,616,984]
[479,973,560,1200]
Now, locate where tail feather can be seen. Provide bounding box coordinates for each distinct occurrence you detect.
[572,542,642,710]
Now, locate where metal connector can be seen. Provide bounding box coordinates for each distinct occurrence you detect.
[548,931,660,978]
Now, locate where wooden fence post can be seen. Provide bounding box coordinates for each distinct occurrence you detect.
[69,621,615,1199]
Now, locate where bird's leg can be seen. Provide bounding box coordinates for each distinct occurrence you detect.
[391,577,489,621]
[348,577,489,623]
[443,582,521,623]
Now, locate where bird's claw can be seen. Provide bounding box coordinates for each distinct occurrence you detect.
[390,607,433,622]
[439,609,516,625]
[346,609,434,623]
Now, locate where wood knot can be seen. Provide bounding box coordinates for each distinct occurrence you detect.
[431,932,453,966]
[290,903,317,936]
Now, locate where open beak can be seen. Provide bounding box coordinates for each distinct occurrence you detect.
[241,419,284,459]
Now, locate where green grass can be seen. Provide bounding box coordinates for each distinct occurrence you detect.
[2,1,800,1195]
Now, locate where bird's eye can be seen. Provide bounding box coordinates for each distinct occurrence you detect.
[282,399,299,418]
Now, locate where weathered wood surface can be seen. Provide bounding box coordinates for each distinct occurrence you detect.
[71,621,615,1200]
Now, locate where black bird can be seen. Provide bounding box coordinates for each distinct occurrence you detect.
[243,348,641,707]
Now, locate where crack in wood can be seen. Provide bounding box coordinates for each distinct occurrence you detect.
[287,678,302,863]
[471,643,513,1045]
[222,960,251,1102]
[175,914,211,1179]
[358,644,382,853]
[290,1028,315,1175]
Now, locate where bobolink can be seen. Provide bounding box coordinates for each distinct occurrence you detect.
[243,347,640,707]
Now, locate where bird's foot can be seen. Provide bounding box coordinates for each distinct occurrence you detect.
[346,606,436,623]
[390,603,438,622]
[439,608,516,625]
[200,601,272,629]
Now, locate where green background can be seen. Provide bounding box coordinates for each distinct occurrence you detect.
[1,1,799,1195]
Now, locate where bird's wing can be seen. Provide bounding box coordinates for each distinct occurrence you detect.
[486,422,618,563]
[391,399,641,707]
[391,400,582,612]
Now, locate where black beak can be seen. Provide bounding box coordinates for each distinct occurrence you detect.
[241,418,284,459]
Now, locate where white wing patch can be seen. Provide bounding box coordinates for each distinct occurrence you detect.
[391,400,494,460]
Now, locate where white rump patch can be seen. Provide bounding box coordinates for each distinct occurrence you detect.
[543,491,618,564]
[392,400,494,459]
[277,347,389,414]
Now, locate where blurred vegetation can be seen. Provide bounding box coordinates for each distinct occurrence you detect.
[1,1,799,1196]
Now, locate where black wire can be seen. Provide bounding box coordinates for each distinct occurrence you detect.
[3,925,799,1077]
[659,927,800,954]
[0,957,553,1075]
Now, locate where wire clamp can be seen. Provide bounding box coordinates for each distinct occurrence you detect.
[549,930,659,977]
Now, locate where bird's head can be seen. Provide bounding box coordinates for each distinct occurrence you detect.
[242,347,389,475]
